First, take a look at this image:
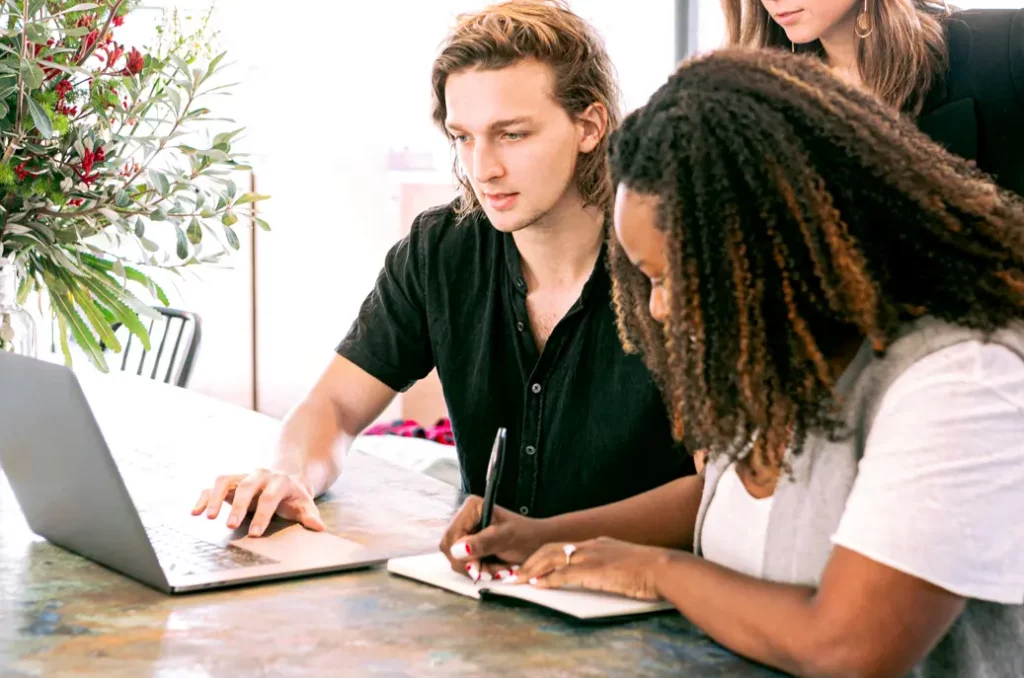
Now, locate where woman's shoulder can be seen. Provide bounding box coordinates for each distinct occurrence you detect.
[944,8,1024,68]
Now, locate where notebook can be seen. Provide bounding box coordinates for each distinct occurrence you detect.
[386,552,675,621]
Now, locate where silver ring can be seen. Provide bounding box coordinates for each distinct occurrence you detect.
[563,543,577,566]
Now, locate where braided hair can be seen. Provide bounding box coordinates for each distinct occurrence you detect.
[607,48,1024,474]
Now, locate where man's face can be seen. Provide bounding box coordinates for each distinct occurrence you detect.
[445,59,591,233]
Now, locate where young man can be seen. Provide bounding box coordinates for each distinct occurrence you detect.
[191,0,693,537]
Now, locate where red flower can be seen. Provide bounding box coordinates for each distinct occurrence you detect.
[14,162,35,181]
[122,48,144,76]
[67,198,85,207]
[112,15,124,27]
[55,79,72,99]
[82,29,99,52]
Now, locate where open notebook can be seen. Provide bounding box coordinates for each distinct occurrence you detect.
[387,552,675,621]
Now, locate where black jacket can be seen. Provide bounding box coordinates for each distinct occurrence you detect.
[917,9,1024,196]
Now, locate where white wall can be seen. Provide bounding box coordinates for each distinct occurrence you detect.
[159,1,677,418]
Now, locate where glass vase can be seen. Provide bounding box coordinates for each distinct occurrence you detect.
[0,257,37,358]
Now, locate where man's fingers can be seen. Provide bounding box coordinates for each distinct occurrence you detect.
[191,489,209,516]
[205,475,241,519]
[225,473,266,529]
[248,476,287,537]
[299,504,326,532]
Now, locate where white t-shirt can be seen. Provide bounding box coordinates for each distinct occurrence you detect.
[701,340,1024,604]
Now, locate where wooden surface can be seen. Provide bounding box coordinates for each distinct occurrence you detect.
[0,369,784,678]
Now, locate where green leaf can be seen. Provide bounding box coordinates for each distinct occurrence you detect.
[62,26,90,38]
[196,149,228,162]
[212,128,242,148]
[204,51,227,80]
[69,282,121,353]
[25,24,48,45]
[140,237,160,252]
[175,226,188,259]
[256,218,270,232]
[115,190,130,208]
[47,281,108,372]
[0,99,8,119]
[221,210,237,227]
[133,218,145,237]
[223,224,240,250]
[26,97,52,137]
[150,170,171,195]
[78,252,169,307]
[54,308,73,367]
[234,193,270,206]
[112,259,126,280]
[226,179,236,199]
[20,60,44,90]
[79,273,151,351]
[186,217,202,244]
[150,208,167,222]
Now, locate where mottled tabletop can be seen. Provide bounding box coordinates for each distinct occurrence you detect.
[0,371,785,678]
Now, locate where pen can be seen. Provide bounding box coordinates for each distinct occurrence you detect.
[479,427,507,530]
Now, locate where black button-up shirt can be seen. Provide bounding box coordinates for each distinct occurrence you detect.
[337,204,692,518]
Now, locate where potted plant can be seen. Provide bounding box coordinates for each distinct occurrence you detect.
[0,0,267,370]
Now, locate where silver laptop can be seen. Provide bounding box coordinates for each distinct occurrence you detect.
[0,350,383,593]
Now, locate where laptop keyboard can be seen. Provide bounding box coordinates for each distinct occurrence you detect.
[146,524,278,575]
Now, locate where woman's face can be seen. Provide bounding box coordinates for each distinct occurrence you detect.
[613,184,671,323]
[759,0,861,44]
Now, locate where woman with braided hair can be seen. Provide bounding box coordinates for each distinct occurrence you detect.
[441,49,1024,676]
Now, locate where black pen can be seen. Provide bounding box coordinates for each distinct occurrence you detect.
[479,427,507,530]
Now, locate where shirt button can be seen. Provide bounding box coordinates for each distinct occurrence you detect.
[525,445,536,455]
[516,278,525,288]
[531,383,542,394]
[519,506,529,516]
[516,321,524,332]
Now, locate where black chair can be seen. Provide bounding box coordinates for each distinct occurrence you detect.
[111,307,202,388]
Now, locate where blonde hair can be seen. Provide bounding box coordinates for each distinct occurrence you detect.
[431,0,622,220]
[721,0,951,113]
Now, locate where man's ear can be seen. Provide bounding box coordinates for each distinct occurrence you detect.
[576,102,609,154]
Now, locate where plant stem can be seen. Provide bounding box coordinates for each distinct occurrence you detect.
[3,0,31,166]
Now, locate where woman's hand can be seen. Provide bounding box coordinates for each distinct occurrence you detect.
[517,536,671,601]
[440,495,552,582]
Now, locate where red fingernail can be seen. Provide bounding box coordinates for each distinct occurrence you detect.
[494,572,502,580]
[465,543,472,555]
[465,564,472,571]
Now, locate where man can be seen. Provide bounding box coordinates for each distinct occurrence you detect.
[192,0,693,538]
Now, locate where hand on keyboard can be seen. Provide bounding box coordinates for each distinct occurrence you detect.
[192,469,326,537]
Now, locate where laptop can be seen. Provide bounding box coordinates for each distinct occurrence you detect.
[0,350,384,593]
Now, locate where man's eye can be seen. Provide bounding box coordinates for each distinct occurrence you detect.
[453,134,469,143]
[504,132,526,141]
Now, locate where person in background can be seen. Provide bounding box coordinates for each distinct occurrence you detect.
[443,49,1024,677]
[725,0,1024,196]
[190,1,693,562]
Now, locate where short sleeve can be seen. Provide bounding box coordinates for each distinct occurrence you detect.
[336,214,435,392]
[832,341,1024,604]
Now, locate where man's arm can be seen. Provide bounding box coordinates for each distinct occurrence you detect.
[273,354,398,497]
[192,354,397,535]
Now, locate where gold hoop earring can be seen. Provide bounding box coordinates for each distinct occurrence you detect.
[855,0,873,38]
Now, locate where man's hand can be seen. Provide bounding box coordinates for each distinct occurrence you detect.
[192,469,326,537]
[440,495,550,582]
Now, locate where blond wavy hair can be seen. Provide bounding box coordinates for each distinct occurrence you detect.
[431,0,622,220]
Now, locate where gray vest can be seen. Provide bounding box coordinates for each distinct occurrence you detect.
[692,317,1024,677]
